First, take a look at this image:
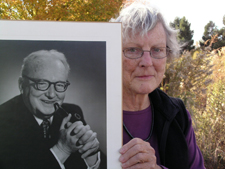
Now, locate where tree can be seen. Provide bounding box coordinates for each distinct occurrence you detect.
[201,21,225,49]
[170,17,180,29]
[170,17,195,51]
[213,27,225,49]
[202,21,217,44]
[0,0,123,21]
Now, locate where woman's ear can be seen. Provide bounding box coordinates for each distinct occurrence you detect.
[18,77,24,94]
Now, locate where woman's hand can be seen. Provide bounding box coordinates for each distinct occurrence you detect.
[119,138,162,169]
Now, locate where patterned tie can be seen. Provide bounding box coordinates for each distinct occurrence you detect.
[41,119,50,139]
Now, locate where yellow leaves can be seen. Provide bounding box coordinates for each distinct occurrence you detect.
[192,50,200,59]
[0,0,123,21]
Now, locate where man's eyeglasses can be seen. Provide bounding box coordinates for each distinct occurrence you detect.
[22,75,70,92]
[123,47,171,59]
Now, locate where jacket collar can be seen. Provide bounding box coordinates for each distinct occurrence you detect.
[149,88,180,121]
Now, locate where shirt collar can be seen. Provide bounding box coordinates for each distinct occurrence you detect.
[34,115,53,125]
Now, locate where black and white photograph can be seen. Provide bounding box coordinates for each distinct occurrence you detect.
[0,21,122,169]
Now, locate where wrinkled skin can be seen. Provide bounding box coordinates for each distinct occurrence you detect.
[121,22,166,169]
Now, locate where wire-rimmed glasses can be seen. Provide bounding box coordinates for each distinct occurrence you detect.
[123,47,171,59]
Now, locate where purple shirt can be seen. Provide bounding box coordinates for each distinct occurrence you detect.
[123,106,205,169]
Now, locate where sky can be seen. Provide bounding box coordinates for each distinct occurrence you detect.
[148,0,225,44]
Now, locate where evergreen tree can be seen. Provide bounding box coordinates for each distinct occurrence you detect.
[202,21,217,42]
[213,27,225,49]
[170,17,195,51]
[201,20,225,49]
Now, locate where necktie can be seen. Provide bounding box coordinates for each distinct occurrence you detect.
[41,119,50,139]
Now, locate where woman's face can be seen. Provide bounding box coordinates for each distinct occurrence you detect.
[123,22,167,97]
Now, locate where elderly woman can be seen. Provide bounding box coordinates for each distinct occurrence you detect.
[111,2,205,169]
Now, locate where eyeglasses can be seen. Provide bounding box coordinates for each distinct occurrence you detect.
[123,47,171,59]
[23,75,70,92]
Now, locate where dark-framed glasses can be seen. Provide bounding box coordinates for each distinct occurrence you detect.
[22,75,70,92]
[123,47,171,59]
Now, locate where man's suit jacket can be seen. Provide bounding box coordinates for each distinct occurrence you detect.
[0,95,91,169]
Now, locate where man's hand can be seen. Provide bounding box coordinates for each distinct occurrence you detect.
[77,130,99,158]
[52,114,83,163]
[56,114,84,155]
[52,114,99,166]
[76,122,100,167]
[119,138,162,169]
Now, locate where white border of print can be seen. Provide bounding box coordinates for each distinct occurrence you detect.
[0,20,122,169]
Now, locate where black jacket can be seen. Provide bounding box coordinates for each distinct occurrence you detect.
[0,95,102,169]
[149,89,189,169]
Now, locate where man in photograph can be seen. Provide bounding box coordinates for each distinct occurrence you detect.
[0,50,101,169]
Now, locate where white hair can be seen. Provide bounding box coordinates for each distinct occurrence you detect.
[21,49,70,76]
[110,2,181,58]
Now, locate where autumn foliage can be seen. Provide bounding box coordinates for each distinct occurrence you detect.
[161,46,225,168]
[0,0,123,21]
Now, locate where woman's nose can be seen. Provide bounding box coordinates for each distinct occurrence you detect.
[139,51,153,67]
